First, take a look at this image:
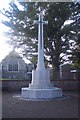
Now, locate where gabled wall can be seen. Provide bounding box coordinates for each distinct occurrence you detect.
[0,50,32,80]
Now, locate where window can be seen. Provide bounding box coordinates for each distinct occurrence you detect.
[8,64,18,71]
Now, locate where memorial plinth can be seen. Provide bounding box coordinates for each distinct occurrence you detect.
[21,11,62,99]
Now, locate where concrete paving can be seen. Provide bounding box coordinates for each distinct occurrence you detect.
[2,91,79,118]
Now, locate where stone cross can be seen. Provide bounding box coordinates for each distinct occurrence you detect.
[21,11,62,99]
[34,11,48,70]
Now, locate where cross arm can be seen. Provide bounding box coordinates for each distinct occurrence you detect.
[34,20,48,24]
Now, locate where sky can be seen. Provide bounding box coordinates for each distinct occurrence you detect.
[0,0,13,62]
[0,0,31,63]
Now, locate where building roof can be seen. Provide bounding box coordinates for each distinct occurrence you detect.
[7,49,22,58]
[1,49,23,63]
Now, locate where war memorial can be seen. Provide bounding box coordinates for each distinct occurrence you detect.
[2,11,79,119]
[21,11,62,99]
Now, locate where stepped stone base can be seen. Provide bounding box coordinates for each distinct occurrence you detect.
[21,87,62,99]
[21,69,62,99]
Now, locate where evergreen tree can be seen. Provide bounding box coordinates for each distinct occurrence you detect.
[71,33,80,68]
[1,2,80,71]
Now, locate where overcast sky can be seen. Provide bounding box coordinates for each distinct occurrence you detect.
[0,0,13,62]
[0,0,30,63]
